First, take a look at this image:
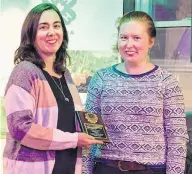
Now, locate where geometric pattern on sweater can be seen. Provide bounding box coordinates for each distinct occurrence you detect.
[83,64,188,174]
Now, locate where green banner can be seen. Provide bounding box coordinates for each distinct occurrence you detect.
[42,0,77,25]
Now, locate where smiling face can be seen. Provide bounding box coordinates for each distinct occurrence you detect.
[118,20,154,64]
[35,9,63,59]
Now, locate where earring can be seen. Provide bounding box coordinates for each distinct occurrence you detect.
[148,48,151,55]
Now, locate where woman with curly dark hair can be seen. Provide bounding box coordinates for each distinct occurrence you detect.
[3,3,102,174]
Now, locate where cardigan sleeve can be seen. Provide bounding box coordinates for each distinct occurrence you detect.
[4,62,78,150]
[163,73,188,174]
[64,68,84,111]
[82,71,103,174]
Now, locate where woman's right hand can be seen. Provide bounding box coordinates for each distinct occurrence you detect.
[77,133,103,147]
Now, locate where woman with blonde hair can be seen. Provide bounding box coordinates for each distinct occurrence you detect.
[83,11,188,174]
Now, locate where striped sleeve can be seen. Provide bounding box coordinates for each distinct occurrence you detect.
[4,62,78,150]
[64,68,84,111]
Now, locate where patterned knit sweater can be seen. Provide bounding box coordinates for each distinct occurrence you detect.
[3,61,83,174]
[83,64,188,174]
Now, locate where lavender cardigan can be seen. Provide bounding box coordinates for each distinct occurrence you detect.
[3,61,83,174]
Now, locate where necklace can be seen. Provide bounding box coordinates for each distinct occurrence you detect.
[50,76,69,102]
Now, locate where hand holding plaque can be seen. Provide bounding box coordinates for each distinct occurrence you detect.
[76,111,110,142]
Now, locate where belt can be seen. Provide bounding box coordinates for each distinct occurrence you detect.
[97,160,147,172]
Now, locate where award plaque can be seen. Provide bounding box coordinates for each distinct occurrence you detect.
[75,111,110,142]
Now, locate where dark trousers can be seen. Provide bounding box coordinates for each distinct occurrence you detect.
[94,162,166,174]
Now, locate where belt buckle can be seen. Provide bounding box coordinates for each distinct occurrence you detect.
[118,161,129,172]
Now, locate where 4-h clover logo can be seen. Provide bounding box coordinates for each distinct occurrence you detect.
[42,0,77,25]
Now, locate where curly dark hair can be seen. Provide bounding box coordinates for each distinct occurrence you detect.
[14,3,70,74]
